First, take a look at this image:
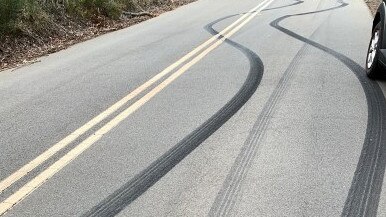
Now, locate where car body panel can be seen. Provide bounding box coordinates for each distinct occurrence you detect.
[375,1,386,67]
[376,2,385,44]
[380,49,386,66]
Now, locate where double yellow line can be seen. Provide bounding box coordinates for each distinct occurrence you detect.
[0,0,274,214]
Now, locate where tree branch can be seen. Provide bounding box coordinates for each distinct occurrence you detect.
[122,11,155,17]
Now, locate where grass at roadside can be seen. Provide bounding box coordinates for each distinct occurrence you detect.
[0,0,195,71]
[0,0,160,37]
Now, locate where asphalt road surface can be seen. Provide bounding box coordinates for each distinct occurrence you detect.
[1,0,386,216]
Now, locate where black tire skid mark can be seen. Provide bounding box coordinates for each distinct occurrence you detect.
[208,12,316,217]
[269,1,386,216]
[82,12,265,217]
[210,1,386,216]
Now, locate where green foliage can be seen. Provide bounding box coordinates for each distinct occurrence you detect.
[0,0,169,37]
[63,0,161,19]
[0,0,24,34]
[66,0,124,19]
[0,0,52,36]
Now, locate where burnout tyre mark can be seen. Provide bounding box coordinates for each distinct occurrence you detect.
[208,14,314,217]
[209,44,312,217]
[82,14,265,217]
[270,2,386,217]
[210,1,386,216]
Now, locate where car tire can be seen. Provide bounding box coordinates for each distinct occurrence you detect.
[366,22,383,79]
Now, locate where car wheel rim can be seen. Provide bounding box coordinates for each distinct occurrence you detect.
[367,30,380,69]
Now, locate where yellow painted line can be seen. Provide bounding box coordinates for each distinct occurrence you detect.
[0,0,269,196]
[0,0,274,215]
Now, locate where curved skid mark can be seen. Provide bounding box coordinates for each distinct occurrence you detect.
[269,1,386,216]
[210,1,386,216]
[81,12,265,217]
[209,8,313,217]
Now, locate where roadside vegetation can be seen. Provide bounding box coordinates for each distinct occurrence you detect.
[0,0,194,70]
[0,0,158,36]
